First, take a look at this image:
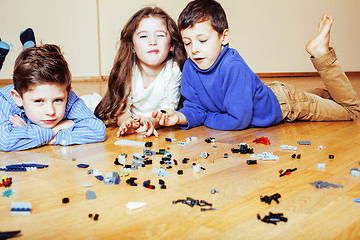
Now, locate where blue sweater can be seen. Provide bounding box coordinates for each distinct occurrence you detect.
[179,45,282,130]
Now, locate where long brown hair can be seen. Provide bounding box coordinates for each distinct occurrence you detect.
[95,6,186,127]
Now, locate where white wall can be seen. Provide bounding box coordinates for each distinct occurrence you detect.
[1,0,359,80]
[0,0,99,79]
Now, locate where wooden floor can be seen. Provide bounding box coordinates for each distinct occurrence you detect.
[1,76,360,239]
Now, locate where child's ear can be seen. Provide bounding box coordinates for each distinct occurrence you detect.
[10,89,24,107]
[221,29,230,46]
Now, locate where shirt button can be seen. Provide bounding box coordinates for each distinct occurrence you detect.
[61,139,66,145]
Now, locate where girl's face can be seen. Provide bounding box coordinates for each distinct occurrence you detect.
[132,17,172,69]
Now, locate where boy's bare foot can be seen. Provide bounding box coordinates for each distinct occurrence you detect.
[306,14,334,58]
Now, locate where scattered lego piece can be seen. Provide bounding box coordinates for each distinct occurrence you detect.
[2,188,13,197]
[62,197,70,204]
[114,158,123,166]
[279,168,297,177]
[280,145,297,150]
[182,158,190,164]
[192,164,205,173]
[177,170,183,175]
[159,179,166,189]
[83,183,92,188]
[126,177,138,186]
[317,163,327,168]
[246,160,257,165]
[143,180,155,189]
[177,141,186,146]
[205,137,215,143]
[173,197,213,209]
[126,202,146,210]
[201,152,209,159]
[257,212,288,225]
[253,137,271,145]
[152,167,168,177]
[114,139,152,148]
[211,189,219,194]
[11,202,31,214]
[72,158,76,161]
[118,170,129,177]
[350,168,360,176]
[0,230,21,239]
[104,172,120,184]
[86,190,96,200]
[318,145,323,150]
[250,152,279,161]
[231,143,254,154]
[329,154,335,159]
[160,109,167,113]
[201,207,218,212]
[77,164,89,168]
[93,214,99,221]
[310,180,343,189]
[0,163,48,172]
[224,153,228,158]
[297,141,311,145]
[354,198,360,203]
[260,193,281,204]
[1,177,12,187]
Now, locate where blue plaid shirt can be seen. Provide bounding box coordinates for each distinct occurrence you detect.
[0,85,106,151]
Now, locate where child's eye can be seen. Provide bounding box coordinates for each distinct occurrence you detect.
[34,100,43,103]
[183,42,191,46]
[200,39,207,43]
[139,35,148,39]
[156,33,165,38]
[54,99,63,103]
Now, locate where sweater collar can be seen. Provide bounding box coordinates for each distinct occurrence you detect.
[190,44,229,73]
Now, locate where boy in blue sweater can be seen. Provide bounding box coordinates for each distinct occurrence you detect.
[0,44,106,151]
[153,0,360,130]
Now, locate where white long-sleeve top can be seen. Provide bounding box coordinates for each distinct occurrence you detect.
[126,60,181,118]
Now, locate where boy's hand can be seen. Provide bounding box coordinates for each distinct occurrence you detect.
[134,116,159,138]
[48,120,75,144]
[9,115,27,127]
[152,109,186,126]
[116,118,140,137]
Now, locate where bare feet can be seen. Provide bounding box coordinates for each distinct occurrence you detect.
[306,14,334,58]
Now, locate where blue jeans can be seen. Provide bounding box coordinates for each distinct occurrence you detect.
[266,48,360,122]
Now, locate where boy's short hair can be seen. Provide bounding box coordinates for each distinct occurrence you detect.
[13,44,71,97]
[178,0,228,35]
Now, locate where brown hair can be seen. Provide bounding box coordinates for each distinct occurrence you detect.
[178,0,228,35]
[13,44,71,97]
[94,6,186,127]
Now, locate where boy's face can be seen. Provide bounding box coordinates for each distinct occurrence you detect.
[11,84,68,129]
[181,21,229,70]
[132,17,172,69]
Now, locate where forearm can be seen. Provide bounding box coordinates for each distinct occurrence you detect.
[53,118,106,145]
[0,124,54,152]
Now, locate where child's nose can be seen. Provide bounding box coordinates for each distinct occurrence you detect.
[149,35,157,45]
[45,104,56,115]
[191,44,199,54]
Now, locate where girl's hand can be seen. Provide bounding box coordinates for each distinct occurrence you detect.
[134,116,159,138]
[116,118,140,137]
[152,109,181,126]
[9,115,27,127]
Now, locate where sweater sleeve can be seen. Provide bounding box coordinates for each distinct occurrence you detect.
[0,95,54,152]
[178,68,208,129]
[204,61,254,130]
[52,95,106,146]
